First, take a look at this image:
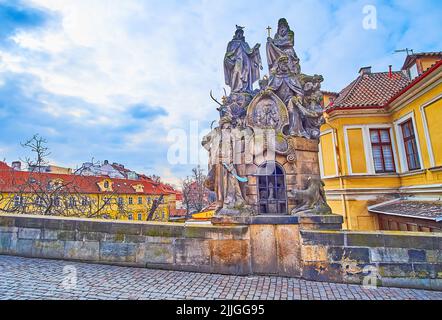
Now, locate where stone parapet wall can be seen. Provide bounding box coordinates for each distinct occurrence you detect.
[300,230,442,291]
[0,214,251,275]
[0,213,441,291]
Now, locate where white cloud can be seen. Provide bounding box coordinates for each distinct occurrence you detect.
[0,0,440,179]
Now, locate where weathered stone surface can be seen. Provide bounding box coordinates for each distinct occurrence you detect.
[76,231,106,242]
[292,137,319,152]
[412,263,436,279]
[141,224,183,238]
[210,240,250,274]
[184,226,248,240]
[275,225,301,276]
[295,151,318,163]
[100,242,137,263]
[0,226,18,233]
[44,218,77,231]
[57,230,76,241]
[408,249,427,263]
[0,232,17,253]
[302,262,343,283]
[347,233,384,247]
[378,263,414,278]
[14,239,34,256]
[64,241,99,261]
[124,235,147,243]
[285,174,297,187]
[175,239,210,266]
[301,230,345,246]
[328,247,370,264]
[145,236,175,244]
[15,217,45,229]
[245,164,258,176]
[383,233,434,250]
[301,245,328,262]
[426,250,442,263]
[104,233,126,242]
[296,161,315,175]
[42,229,59,240]
[136,243,174,265]
[283,162,296,175]
[370,247,409,263]
[33,240,65,259]
[18,228,41,240]
[250,225,277,274]
[0,216,15,227]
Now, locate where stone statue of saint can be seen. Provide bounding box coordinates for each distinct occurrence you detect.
[266,18,300,75]
[202,118,250,212]
[267,55,303,105]
[285,75,326,139]
[224,25,263,93]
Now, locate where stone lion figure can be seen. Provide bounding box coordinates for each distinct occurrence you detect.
[289,176,332,215]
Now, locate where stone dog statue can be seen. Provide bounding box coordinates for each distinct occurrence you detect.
[289,177,332,215]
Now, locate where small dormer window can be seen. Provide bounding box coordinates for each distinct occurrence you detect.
[104,181,109,188]
[409,63,419,80]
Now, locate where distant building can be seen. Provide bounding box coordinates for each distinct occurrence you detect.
[321,51,442,232]
[28,164,73,175]
[9,160,72,175]
[76,160,126,178]
[0,161,178,222]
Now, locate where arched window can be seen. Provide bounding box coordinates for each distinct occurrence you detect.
[257,162,287,214]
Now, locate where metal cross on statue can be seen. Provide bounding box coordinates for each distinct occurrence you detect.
[266,26,272,38]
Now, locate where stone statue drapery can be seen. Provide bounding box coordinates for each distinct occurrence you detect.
[224,26,262,93]
[266,18,300,76]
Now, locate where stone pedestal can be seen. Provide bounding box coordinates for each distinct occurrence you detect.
[211,213,343,277]
[213,214,303,277]
[297,214,344,230]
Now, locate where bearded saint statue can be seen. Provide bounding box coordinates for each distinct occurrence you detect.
[224,25,263,93]
[266,18,300,76]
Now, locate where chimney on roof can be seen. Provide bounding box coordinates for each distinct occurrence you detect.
[389,65,393,79]
[103,160,109,165]
[359,66,372,76]
[11,161,21,171]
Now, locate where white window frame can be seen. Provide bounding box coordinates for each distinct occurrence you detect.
[36,196,44,207]
[420,94,442,168]
[318,129,339,178]
[344,124,399,175]
[364,124,399,174]
[409,63,419,80]
[393,111,424,173]
[14,195,24,207]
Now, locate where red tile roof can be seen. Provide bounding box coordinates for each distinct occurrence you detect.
[326,71,411,112]
[387,59,442,106]
[326,52,442,114]
[0,162,11,172]
[0,168,174,196]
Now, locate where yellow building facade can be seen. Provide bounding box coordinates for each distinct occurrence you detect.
[0,164,177,222]
[320,53,442,231]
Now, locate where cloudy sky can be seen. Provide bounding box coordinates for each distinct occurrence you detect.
[0,0,441,186]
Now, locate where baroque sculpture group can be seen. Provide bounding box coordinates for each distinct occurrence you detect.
[203,18,331,217]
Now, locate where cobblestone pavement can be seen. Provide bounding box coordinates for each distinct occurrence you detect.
[0,255,441,300]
